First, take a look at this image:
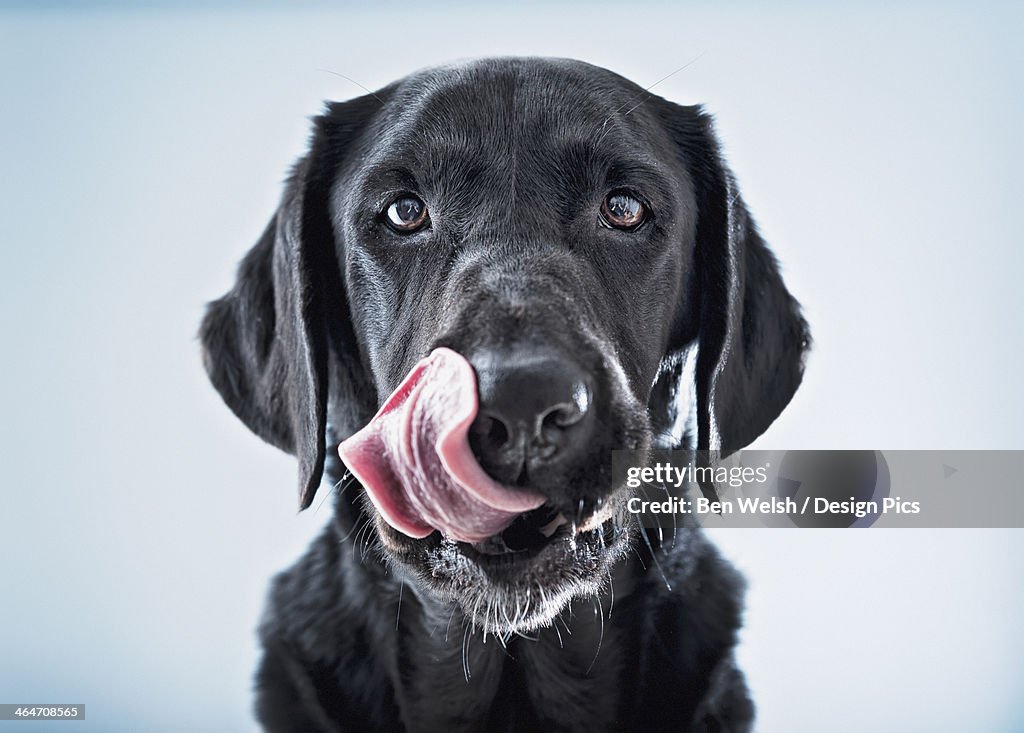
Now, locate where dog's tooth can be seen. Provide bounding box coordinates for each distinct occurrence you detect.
[574,498,586,526]
[539,513,568,538]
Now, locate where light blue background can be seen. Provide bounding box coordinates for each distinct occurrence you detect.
[1,3,1022,731]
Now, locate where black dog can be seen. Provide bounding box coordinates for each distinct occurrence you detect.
[201,58,808,732]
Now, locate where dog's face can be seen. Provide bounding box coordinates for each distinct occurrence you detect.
[201,58,808,635]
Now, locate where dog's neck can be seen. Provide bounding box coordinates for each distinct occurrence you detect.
[329,478,643,732]
[382,561,638,732]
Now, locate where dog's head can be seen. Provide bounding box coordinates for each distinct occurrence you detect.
[201,58,808,635]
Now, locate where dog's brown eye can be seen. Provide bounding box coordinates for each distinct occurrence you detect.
[600,191,646,230]
[385,196,429,232]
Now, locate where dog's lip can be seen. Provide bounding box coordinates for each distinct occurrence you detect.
[457,498,622,561]
[466,509,570,556]
[379,494,623,556]
[454,513,622,568]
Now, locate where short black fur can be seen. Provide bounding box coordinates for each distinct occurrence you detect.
[201,58,809,732]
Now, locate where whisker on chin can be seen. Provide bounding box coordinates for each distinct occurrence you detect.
[606,567,616,617]
[461,624,472,682]
[586,594,605,675]
[444,602,458,643]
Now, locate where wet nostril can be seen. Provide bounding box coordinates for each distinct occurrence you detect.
[470,413,511,449]
[541,403,582,431]
[469,354,595,474]
[468,411,524,485]
[539,382,591,431]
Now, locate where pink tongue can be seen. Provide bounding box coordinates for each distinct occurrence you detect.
[338,348,545,543]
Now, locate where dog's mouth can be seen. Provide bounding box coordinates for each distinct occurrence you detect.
[339,347,631,632]
[339,347,550,545]
[395,500,627,634]
[460,500,623,563]
[468,503,569,555]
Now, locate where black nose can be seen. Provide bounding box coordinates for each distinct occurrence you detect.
[469,352,594,484]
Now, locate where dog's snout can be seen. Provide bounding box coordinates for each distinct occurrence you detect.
[469,353,594,483]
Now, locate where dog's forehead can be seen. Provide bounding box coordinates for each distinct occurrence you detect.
[378,58,661,162]
[398,60,632,120]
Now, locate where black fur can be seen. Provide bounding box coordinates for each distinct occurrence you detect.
[201,58,808,732]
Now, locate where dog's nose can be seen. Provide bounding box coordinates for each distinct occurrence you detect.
[469,353,594,483]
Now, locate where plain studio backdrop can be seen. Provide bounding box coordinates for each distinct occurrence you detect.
[1,2,1022,731]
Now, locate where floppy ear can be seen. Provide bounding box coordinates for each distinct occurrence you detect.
[653,101,810,455]
[200,93,382,509]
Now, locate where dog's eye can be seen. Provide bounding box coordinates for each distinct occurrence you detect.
[600,191,646,231]
[384,196,430,233]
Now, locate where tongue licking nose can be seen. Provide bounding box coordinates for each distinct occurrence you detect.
[338,348,546,543]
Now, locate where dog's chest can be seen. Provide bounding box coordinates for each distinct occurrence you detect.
[393,609,625,732]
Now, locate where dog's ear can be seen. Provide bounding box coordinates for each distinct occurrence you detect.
[200,92,383,509]
[653,101,810,453]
